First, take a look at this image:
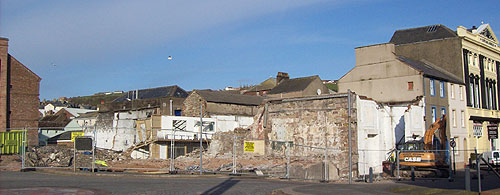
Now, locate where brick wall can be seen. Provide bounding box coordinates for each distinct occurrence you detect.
[0,38,9,131]
[8,56,41,146]
[0,38,41,146]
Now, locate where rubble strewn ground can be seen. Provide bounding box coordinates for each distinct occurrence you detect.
[1,145,289,175]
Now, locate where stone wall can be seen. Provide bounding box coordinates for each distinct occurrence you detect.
[182,92,208,117]
[182,92,258,117]
[263,94,358,179]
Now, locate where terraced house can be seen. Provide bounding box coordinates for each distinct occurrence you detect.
[391,23,500,158]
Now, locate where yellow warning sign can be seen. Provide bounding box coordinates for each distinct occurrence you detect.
[244,141,255,152]
[71,132,85,142]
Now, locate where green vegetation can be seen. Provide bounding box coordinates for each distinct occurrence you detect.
[325,83,338,92]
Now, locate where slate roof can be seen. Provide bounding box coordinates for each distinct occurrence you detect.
[267,75,319,94]
[113,85,188,102]
[59,108,94,118]
[196,90,264,106]
[397,56,464,84]
[390,24,458,45]
[75,112,98,119]
[247,78,277,92]
[39,112,71,128]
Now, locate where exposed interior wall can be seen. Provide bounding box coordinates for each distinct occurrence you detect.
[356,96,425,176]
[90,109,155,151]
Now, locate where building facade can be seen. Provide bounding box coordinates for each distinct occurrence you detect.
[390,24,500,156]
[0,37,41,146]
[458,24,500,153]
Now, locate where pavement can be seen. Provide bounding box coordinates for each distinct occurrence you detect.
[0,168,499,194]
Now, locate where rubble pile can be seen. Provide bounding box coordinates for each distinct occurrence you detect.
[25,145,127,168]
[16,144,318,176]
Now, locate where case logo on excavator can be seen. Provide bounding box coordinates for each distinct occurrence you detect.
[404,157,422,162]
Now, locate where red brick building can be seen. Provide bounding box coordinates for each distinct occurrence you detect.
[0,37,42,146]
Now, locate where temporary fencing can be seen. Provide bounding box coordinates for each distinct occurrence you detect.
[2,125,498,184]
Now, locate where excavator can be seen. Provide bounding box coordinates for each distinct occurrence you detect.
[398,115,449,177]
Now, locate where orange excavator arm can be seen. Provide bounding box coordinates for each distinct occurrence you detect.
[423,115,447,150]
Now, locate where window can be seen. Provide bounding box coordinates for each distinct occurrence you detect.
[459,86,464,101]
[452,109,457,127]
[461,110,465,128]
[473,123,482,137]
[440,81,445,98]
[469,78,475,107]
[431,106,437,123]
[468,54,472,66]
[475,79,480,108]
[489,85,493,109]
[450,84,455,99]
[430,79,435,96]
[408,82,414,91]
[441,107,446,117]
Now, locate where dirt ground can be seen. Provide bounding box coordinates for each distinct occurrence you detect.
[0,155,22,171]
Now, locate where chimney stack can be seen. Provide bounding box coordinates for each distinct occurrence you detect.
[276,72,289,84]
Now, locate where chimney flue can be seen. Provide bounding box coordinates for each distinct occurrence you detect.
[276,72,289,84]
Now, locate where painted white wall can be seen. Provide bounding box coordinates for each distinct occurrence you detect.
[448,83,468,163]
[357,96,425,176]
[212,115,254,132]
[160,116,216,140]
[89,109,154,151]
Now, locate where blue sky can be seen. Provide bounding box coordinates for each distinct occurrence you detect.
[1,0,499,100]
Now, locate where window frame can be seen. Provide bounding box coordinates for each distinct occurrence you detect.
[439,81,445,98]
[452,109,457,127]
[461,110,465,128]
[450,84,455,99]
[431,106,437,123]
[430,79,435,96]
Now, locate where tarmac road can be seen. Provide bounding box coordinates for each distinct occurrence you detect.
[0,170,499,194]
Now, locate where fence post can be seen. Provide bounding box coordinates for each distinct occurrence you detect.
[73,138,76,172]
[396,149,400,180]
[448,146,453,181]
[348,89,352,184]
[170,128,175,173]
[92,125,96,173]
[232,135,237,174]
[199,103,203,175]
[22,127,26,170]
[286,141,290,179]
[324,146,328,182]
